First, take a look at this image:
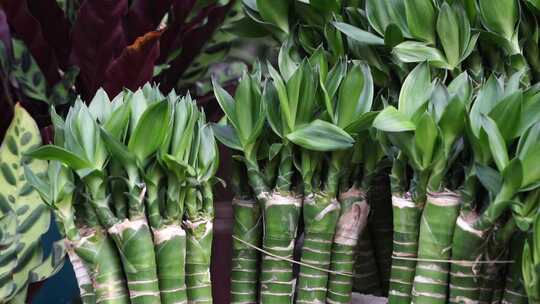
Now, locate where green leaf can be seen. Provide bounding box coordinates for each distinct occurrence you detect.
[414,112,438,168]
[405,0,436,44]
[88,88,111,123]
[373,106,416,132]
[488,91,522,140]
[517,123,540,188]
[286,119,354,151]
[475,163,502,194]
[478,0,518,40]
[99,127,136,166]
[256,0,289,33]
[438,96,466,152]
[103,98,131,140]
[269,143,282,160]
[448,71,472,104]
[211,123,242,151]
[470,75,504,137]
[481,115,509,172]
[263,81,283,137]
[344,112,379,134]
[128,101,171,163]
[278,40,300,82]
[197,124,219,182]
[234,73,255,143]
[393,41,448,68]
[502,158,523,193]
[27,145,92,171]
[437,3,461,68]
[398,63,433,119]
[267,62,293,133]
[48,67,79,106]
[384,23,404,48]
[366,0,410,37]
[212,78,238,128]
[336,62,374,129]
[332,22,385,45]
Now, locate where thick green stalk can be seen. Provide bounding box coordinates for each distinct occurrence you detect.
[502,234,528,304]
[258,144,301,304]
[108,217,161,304]
[326,187,370,304]
[411,191,461,304]
[185,185,214,303]
[66,247,96,304]
[353,226,383,296]
[297,153,341,304]
[296,193,340,303]
[448,210,488,303]
[388,192,421,304]
[154,225,187,304]
[74,228,129,304]
[230,197,261,304]
[367,172,393,294]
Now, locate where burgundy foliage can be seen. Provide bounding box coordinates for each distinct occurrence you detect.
[27,0,72,69]
[2,0,61,85]
[70,0,128,98]
[125,0,172,43]
[104,31,162,96]
[0,8,12,56]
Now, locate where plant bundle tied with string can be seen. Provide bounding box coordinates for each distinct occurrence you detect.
[26,84,219,304]
[373,63,471,304]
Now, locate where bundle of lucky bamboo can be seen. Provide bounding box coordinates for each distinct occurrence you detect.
[25,84,219,304]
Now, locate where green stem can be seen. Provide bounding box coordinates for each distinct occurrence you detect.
[297,153,341,303]
[67,248,96,304]
[411,191,461,304]
[448,209,488,304]
[185,185,214,303]
[327,187,370,304]
[388,192,421,304]
[154,224,187,304]
[230,197,261,304]
[74,228,129,304]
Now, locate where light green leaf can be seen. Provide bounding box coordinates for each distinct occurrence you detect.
[212,78,238,128]
[27,145,92,171]
[373,106,416,132]
[268,62,293,133]
[336,62,374,129]
[414,112,438,168]
[398,63,434,119]
[366,0,410,37]
[99,127,136,166]
[517,123,540,188]
[437,3,461,68]
[478,0,518,40]
[481,115,509,172]
[332,22,385,45]
[405,0,436,44]
[286,119,355,151]
[128,101,171,163]
[393,41,449,68]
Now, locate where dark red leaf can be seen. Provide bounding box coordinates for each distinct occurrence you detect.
[70,0,128,98]
[157,0,197,63]
[125,0,172,43]
[159,2,233,91]
[104,31,162,96]
[0,8,12,56]
[3,0,61,85]
[27,0,71,69]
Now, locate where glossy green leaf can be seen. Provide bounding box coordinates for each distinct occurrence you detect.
[437,3,461,68]
[128,101,171,163]
[212,78,238,129]
[481,115,509,172]
[470,75,504,137]
[478,0,518,40]
[398,63,433,119]
[438,96,466,152]
[414,112,438,168]
[488,91,522,140]
[405,0,436,44]
[393,41,448,68]
[373,106,416,132]
[263,81,283,137]
[268,62,293,133]
[99,127,136,166]
[286,119,354,151]
[475,164,502,195]
[366,0,410,37]
[27,145,92,171]
[517,123,540,188]
[211,123,242,151]
[332,22,385,45]
[336,62,374,129]
[256,0,289,33]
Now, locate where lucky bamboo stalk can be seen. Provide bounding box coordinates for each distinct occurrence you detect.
[353,227,383,296]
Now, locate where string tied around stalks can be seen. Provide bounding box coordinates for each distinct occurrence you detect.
[233,235,515,279]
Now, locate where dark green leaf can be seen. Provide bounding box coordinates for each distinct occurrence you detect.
[398,63,433,119]
[481,115,509,172]
[256,0,289,33]
[405,0,436,44]
[211,123,242,151]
